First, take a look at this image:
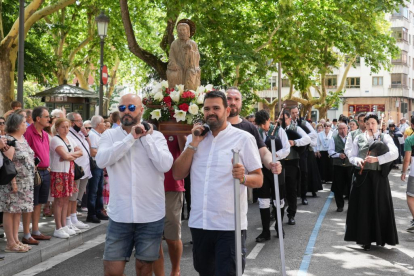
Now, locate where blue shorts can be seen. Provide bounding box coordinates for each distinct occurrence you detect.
[103,217,164,262]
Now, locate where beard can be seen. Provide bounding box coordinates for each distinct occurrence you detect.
[121,114,140,126]
[229,105,240,118]
[206,114,225,131]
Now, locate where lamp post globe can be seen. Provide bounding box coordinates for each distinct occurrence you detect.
[96,10,110,116]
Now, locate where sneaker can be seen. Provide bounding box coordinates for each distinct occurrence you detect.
[18,222,23,233]
[73,221,90,229]
[53,228,70,239]
[80,207,88,212]
[63,226,77,236]
[68,224,82,233]
[407,219,414,233]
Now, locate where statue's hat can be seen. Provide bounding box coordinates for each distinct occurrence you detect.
[177,19,196,37]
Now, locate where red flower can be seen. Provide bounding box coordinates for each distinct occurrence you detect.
[181,91,195,99]
[179,103,189,112]
[165,88,174,95]
[163,96,172,103]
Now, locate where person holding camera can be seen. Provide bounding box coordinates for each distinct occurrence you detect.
[0,113,35,252]
[67,112,92,231]
[50,118,83,239]
[96,94,173,276]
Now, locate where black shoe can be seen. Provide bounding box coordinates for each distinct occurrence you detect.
[96,213,109,220]
[302,198,308,205]
[337,207,344,212]
[362,244,371,251]
[312,192,317,197]
[255,232,271,242]
[86,216,101,223]
[287,217,296,225]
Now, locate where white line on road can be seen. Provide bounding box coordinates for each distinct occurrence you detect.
[15,234,106,276]
[247,243,265,259]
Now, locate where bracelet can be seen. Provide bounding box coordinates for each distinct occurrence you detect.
[85,134,89,137]
[240,175,247,185]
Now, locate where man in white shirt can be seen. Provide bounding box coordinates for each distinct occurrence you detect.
[173,91,277,275]
[87,115,108,224]
[67,112,92,231]
[97,94,173,276]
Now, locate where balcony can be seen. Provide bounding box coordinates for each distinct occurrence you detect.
[391,16,411,29]
[391,64,410,74]
[388,86,410,98]
[257,90,279,98]
[396,41,410,52]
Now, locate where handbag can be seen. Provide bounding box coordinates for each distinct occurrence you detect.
[55,135,85,180]
[0,152,17,185]
[69,131,98,170]
[34,168,42,187]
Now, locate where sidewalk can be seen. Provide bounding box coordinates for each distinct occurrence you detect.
[0,212,108,276]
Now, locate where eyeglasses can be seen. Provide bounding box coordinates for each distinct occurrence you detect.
[42,115,50,118]
[85,127,92,130]
[118,104,136,112]
[67,144,72,152]
[0,122,4,125]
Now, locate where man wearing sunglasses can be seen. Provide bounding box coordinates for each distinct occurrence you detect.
[96,94,173,276]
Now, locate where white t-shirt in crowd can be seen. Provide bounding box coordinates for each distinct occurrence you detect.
[50,135,77,173]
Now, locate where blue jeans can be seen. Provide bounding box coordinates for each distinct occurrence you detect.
[103,217,165,262]
[87,167,104,218]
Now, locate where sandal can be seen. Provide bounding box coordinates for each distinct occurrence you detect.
[4,244,28,253]
[18,242,31,251]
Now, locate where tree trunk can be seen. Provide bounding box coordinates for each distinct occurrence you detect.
[318,106,328,120]
[0,47,17,114]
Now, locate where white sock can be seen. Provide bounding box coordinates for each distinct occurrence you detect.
[66,216,72,226]
[71,213,78,224]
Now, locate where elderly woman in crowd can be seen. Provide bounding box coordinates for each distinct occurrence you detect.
[0,113,35,253]
[349,119,359,132]
[83,120,92,134]
[50,118,83,239]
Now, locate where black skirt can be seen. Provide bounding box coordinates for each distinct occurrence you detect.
[307,151,323,192]
[318,151,333,182]
[344,170,399,246]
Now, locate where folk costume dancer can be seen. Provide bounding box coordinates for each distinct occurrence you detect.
[279,111,310,225]
[345,113,399,251]
[328,123,352,212]
[255,110,290,241]
[344,113,366,199]
[316,122,333,183]
[291,107,321,200]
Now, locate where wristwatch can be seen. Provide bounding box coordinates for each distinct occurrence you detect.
[187,144,198,152]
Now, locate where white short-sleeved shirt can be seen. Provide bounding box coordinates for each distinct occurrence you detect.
[89,129,101,160]
[50,135,77,173]
[68,128,92,179]
[186,122,262,231]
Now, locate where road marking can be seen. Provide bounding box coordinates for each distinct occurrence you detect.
[297,191,334,276]
[15,234,106,276]
[246,243,265,259]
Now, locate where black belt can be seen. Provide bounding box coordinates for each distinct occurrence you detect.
[37,167,48,171]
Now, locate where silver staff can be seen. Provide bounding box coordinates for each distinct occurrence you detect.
[270,137,287,276]
[232,148,242,276]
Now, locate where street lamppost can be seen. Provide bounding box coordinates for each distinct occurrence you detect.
[96,10,110,116]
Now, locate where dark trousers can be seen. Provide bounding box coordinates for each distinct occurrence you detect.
[87,167,104,218]
[332,165,353,208]
[285,160,300,218]
[190,228,247,276]
[299,150,308,198]
[183,175,191,218]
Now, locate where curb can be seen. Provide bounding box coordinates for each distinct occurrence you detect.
[0,221,108,276]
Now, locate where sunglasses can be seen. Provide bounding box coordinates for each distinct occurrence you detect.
[85,127,92,130]
[118,104,136,112]
[0,122,4,125]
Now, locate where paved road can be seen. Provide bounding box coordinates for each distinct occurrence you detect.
[17,170,414,276]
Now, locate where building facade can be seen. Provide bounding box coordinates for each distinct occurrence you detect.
[258,3,414,123]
